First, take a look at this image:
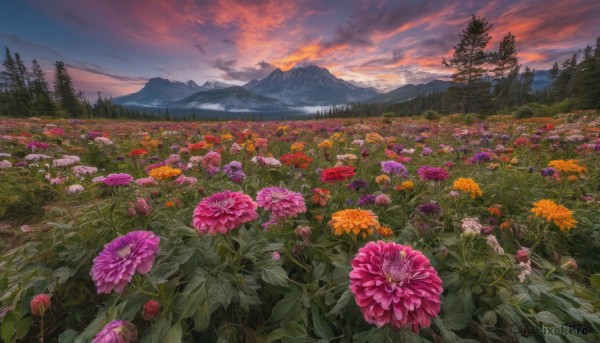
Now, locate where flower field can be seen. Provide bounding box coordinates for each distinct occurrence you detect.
[1,113,600,342]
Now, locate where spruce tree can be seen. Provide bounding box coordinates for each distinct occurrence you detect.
[54,61,81,116]
[442,15,493,114]
[30,59,56,115]
[1,47,17,93]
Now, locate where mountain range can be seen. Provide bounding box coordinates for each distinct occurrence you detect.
[113,65,552,112]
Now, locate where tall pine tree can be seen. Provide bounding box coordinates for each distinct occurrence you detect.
[30,59,56,115]
[54,61,81,116]
[442,15,493,114]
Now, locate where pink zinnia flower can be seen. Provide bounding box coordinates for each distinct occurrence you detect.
[349,241,442,332]
[135,176,157,187]
[103,173,134,187]
[256,187,306,219]
[417,166,449,182]
[192,191,258,235]
[91,231,160,294]
[92,320,137,343]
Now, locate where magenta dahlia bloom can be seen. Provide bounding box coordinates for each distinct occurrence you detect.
[349,241,443,332]
[102,173,134,186]
[256,187,307,219]
[92,320,138,343]
[193,191,258,235]
[417,166,449,182]
[91,231,160,294]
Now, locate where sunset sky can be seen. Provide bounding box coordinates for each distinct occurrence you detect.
[1,0,599,99]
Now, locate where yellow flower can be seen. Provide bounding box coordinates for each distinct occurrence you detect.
[377,226,394,237]
[567,175,578,182]
[375,174,390,185]
[221,133,233,141]
[487,163,500,171]
[329,209,380,238]
[330,132,344,142]
[548,160,586,174]
[453,178,483,198]
[290,142,305,152]
[318,139,333,150]
[531,199,576,232]
[365,132,384,143]
[149,166,182,180]
[397,180,414,191]
[243,140,256,154]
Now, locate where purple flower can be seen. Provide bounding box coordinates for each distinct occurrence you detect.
[223,161,245,183]
[418,202,441,215]
[348,179,369,192]
[469,151,492,164]
[357,194,376,206]
[540,167,556,177]
[91,231,160,294]
[26,142,50,150]
[380,161,408,177]
[92,320,137,343]
[421,147,433,156]
[417,166,449,182]
[102,173,134,187]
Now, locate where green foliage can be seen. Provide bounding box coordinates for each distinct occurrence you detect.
[422,109,441,120]
[513,105,534,119]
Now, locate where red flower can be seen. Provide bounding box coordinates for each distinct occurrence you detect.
[142,300,160,320]
[280,152,313,169]
[128,148,148,157]
[30,294,51,316]
[321,166,356,183]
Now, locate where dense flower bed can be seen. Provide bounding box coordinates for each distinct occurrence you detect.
[0,113,599,342]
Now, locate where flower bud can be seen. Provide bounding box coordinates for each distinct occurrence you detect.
[30,294,51,316]
[142,299,160,320]
[295,226,312,240]
[515,247,529,263]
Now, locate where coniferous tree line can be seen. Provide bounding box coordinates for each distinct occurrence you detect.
[0,46,162,120]
[317,16,599,120]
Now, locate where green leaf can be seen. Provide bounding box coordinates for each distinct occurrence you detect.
[512,293,534,310]
[14,317,30,340]
[178,276,207,319]
[266,328,286,342]
[261,265,289,287]
[1,312,16,343]
[535,311,562,327]
[59,329,79,343]
[311,306,333,338]
[52,267,75,285]
[328,289,351,315]
[590,274,600,290]
[271,289,302,322]
[482,311,497,326]
[161,322,182,343]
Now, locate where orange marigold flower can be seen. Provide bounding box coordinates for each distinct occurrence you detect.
[377,226,393,237]
[531,199,576,232]
[395,180,414,191]
[375,174,390,185]
[149,166,182,181]
[329,209,380,238]
[548,160,586,174]
[365,132,384,143]
[488,206,502,217]
[453,178,483,198]
[291,142,306,152]
[318,139,333,150]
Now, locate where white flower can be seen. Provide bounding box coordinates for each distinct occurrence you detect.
[67,184,85,194]
[486,235,505,255]
[94,136,114,146]
[0,160,12,168]
[25,154,51,161]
